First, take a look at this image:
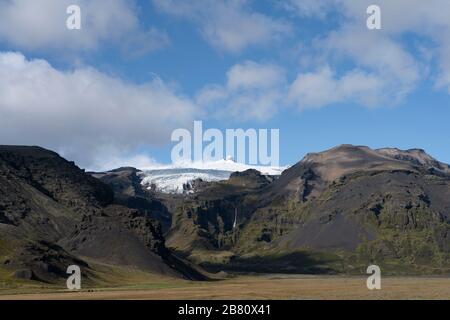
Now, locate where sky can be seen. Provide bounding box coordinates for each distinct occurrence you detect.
[0,0,449,170]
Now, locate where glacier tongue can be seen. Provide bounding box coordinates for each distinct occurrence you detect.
[139,168,231,194]
[138,159,286,194]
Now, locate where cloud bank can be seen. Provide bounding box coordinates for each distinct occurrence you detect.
[0,0,169,55]
[153,0,290,53]
[197,61,286,121]
[195,0,450,116]
[0,52,196,169]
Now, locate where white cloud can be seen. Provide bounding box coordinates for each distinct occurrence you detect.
[288,67,384,109]
[436,44,450,92]
[284,0,336,18]
[152,0,290,53]
[194,1,450,115]
[289,26,424,109]
[93,154,161,172]
[0,52,196,169]
[191,0,445,114]
[286,0,450,101]
[0,0,169,55]
[197,61,286,121]
[227,61,286,90]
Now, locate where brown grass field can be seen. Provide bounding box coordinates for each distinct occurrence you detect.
[1,275,450,300]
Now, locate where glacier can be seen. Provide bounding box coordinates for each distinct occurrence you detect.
[138,159,286,194]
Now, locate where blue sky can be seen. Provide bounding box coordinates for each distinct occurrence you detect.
[0,0,449,170]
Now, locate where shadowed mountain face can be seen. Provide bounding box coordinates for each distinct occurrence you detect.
[91,168,172,232]
[0,146,205,283]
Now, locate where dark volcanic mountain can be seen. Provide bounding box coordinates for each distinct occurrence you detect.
[162,145,450,274]
[0,146,204,284]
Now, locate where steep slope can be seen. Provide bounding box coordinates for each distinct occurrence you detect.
[0,146,112,240]
[164,170,273,253]
[0,146,204,284]
[92,167,171,232]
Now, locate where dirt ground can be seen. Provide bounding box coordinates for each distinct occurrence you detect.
[1,275,450,300]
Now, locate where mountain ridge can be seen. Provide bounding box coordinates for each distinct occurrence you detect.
[151,144,450,274]
[0,145,206,284]
[1,144,450,286]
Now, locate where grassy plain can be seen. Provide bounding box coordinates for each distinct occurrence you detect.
[1,274,449,300]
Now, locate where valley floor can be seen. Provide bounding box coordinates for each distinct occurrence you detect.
[1,275,450,300]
